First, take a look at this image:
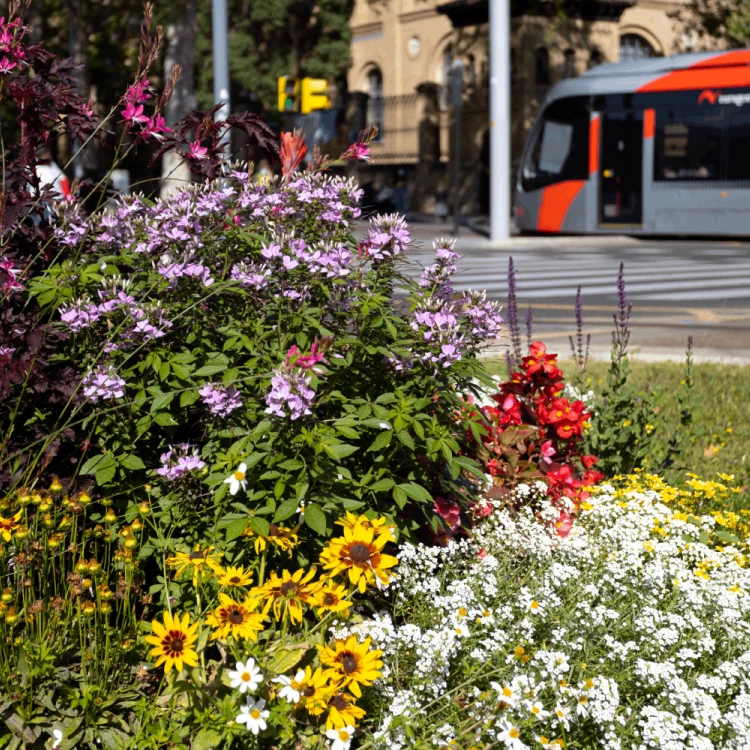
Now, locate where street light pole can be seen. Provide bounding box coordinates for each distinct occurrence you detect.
[489,0,511,241]
[212,0,231,157]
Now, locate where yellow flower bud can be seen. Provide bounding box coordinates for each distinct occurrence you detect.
[1,588,13,603]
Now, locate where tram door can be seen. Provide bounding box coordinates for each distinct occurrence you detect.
[599,110,643,226]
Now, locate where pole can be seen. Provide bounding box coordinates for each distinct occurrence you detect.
[212,0,231,157]
[489,0,511,241]
[453,101,462,236]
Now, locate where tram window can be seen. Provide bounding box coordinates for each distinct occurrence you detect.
[654,107,724,181]
[727,113,750,180]
[521,97,589,191]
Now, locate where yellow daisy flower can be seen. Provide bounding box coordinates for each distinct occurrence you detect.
[312,581,353,618]
[218,565,253,588]
[320,524,398,593]
[166,544,223,587]
[325,689,367,729]
[206,593,265,642]
[319,635,383,698]
[257,568,319,624]
[243,522,299,554]
[145,611,200,674]
[297,665,335,716]
[0,510,22,542]
[335,512,396,543]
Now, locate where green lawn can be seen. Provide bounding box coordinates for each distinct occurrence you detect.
[483,358,750,506]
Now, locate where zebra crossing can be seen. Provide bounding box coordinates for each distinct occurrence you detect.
[407,240,750,307]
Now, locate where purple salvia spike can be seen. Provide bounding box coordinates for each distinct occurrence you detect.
[525,306,533,350]
[506,256,522,366]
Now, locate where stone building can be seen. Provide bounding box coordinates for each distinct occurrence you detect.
[346,0,712,215]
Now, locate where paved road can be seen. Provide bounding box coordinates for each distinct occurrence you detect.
[402,228,750,363]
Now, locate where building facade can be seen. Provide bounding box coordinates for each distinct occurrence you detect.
[347,0,712,215]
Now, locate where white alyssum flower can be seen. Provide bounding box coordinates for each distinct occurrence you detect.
[236,696,269,735]
[223,462,247,495]
[227,658,262,693]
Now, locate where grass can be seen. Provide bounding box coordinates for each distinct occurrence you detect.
[484,358,750,507]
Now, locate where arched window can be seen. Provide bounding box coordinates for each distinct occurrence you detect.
[535,47,550,86]
[366,67,383,139]
[619,34,656,62]
[588,48,604,69]
[563,48,576,78]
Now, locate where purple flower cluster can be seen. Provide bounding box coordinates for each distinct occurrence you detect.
[461,290,504,341]
[360,214,411,262]
[81,365,126,402]
[158,255,214,287]
[157,443,205,480]
[198,383,243,417]
[264,370,315,420]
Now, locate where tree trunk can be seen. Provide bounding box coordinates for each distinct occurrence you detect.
[160,0,197,198]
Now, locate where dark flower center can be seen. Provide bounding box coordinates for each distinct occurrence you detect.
[331,694,349,711]
[348,543,372,565]
[301,685,316,697]
[228,608,245,624]
[167,635,184,654]
[268,523,280,537]
[340,653,359,674]
[280,581,300,597]
[323,593,337,606]
[189,551,204,560]
[229,576,241,584]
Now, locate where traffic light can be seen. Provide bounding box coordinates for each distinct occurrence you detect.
[278,77,299,112]
[300,78,330,114]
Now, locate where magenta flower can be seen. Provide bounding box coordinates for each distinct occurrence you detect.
[188,141,208,160]
[122,100,148,126]
[0,56,16,74]
[344,142,370,161]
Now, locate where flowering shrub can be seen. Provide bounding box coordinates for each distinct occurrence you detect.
[347,476,750,750]
[28,160,499,554]
[460,341,603,537]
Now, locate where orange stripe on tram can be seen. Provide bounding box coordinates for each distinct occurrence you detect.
[589,115,600,174]
[643,109,656,139]
[537,181,585,233]
[638,50,750,92]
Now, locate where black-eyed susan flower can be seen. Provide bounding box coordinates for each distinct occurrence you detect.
[166,544,223,587]
[257,568,319,624]
[218,565,253,588]
[243,522,299,554]
[295,665,333,716]
[320,523,398,593]
[145,610,200,674]
[319,635,383,698]
[335,511,395,543]
[312,581,352,618]
[206,593,265,641]
[325,689,366,729]
[0,510,22,542]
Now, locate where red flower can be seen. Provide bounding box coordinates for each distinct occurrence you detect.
[582,469,605,486]
[539,440,556,464]
[555,510,575,538]
[280,130,307,181]
[434,497,461,530]
[582,455,598,469]
[523,342,560,377]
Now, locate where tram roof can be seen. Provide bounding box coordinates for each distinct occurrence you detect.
[543,49,750,105]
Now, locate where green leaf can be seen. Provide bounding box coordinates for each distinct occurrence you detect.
[267,647,306,674]
[192,729,224,750]
[367,430,393,453]
[95,461,117,486]
[80,454,113,476]
[225,518,249,542]
[273,499,300,523]
[194,364,226,377]
[396,430,415,449]
[323,443,359,461]
[180,389,198,407]
[154,412,176,426]
[170,362,193,380]
[304,503,327,535]
[369,477,395,492]
[250,517,270,537]
[150,392,174,413]
[399,482,432,504]
[392,485,408,509]
[278,458,304,470]
[119,454,146,471]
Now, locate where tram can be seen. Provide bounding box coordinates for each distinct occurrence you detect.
[514,50,750,235]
